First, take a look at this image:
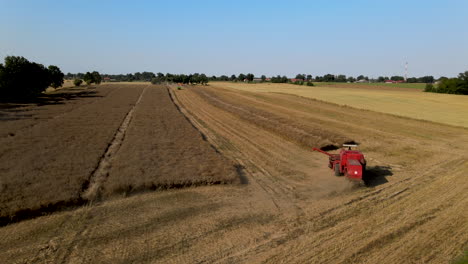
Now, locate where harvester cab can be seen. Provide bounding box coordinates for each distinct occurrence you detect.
[312,144,367,183]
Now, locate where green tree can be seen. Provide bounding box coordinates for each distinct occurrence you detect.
[92,71,102,84]
[295,74,305,80]
[0,63,5,91]
[458,71,468,82]
[48,65,64,88]
[125,73,135,82]
[306,74,312,81]
[261,75,266,82]
[390,76,404,81]
[271,75,289,83]
[0,56,51,98]
[246,73,254,82]
[425,72,468,95]
[419,76,434,83]
[323,74,335,82]
[141,71,155,81]
[83,72,94,85]
[336,74,347,82]
[238,73,246,81]
[424,83,434,92]
[134,72,142,80]
[73,79,83,86]
[200,74,209,85]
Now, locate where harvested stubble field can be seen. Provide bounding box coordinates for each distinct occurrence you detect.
[214,81,468,128]
[0,83,467,264]
[190,87,353,150]
[314,81,426,90]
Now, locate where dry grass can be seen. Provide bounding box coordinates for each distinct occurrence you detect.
[212,82,468,128]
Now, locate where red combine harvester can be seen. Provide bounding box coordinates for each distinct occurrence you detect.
[313,144,366,182]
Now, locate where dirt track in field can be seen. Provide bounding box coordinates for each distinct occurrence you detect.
[0,84,237,225]
[0,85,144,223]
[0,83,466,263]
[102,86,238,197]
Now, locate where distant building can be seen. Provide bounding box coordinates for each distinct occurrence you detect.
[290,78,305,82]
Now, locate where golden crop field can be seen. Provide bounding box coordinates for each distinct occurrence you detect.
[212,82,468,128]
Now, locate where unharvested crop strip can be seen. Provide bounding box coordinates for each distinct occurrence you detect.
[82,87,147,201]
[100,86,240,196]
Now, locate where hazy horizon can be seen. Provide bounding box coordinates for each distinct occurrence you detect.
[1,0,467,78]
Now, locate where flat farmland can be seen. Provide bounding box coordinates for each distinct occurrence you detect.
[0,83,467,263]
[0,85,144,224]
[0,84,238,225]
[212,82,468,128]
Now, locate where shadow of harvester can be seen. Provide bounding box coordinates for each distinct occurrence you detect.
[363,166,393,187]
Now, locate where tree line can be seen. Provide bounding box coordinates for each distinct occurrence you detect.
[150,73,209,85]
[0,56,64,99]
[292,74,436,83]
[66,72,156,82]
[65,71,441,85]
[6,55,465,99]
[67,72,209,85]
[205,73,438,83]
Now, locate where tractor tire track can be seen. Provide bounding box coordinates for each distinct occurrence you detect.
[58,87,147,264]
[82,86,147,201]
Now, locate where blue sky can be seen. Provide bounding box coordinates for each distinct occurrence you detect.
[1,0,467,77]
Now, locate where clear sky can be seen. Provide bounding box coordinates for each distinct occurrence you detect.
[1,0,467,78]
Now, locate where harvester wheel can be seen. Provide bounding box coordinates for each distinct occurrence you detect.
[334,163,341,176]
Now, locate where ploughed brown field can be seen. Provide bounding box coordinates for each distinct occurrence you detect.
[0,83,466,263]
